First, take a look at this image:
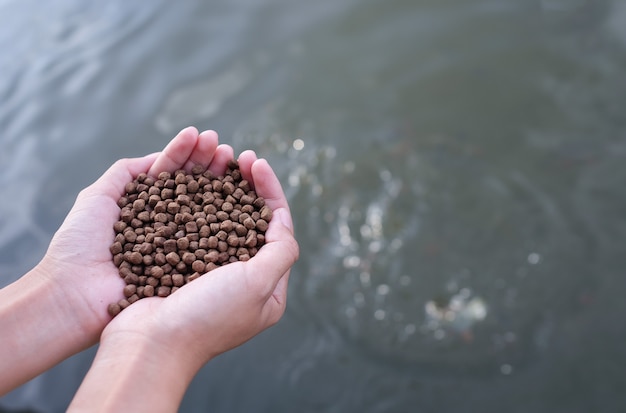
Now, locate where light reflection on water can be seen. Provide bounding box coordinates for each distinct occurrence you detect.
[267,134,588,375]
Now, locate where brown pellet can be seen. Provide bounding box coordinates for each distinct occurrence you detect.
[232,187,245,201]
[129,252,143,265]
[182,252,196,265]
[110,242,123,255]
[175,261,187,273]
[227,234,240,247]
[191,164,205,175]
[243,217,256,230]
[256,219,269,232]
[123,284,137,298]
[172,273,184,287]
[204,250,219,263]
[132,199,145,212]
[192,260,205,273]
[113,221,127,233]
[117,197,129,209]
[151,266,164,279]
[166,252,180,265]
[108,303,122,317]
[187,180,199,193]
[177,237,190,251]
[157,286,171,297]
[253,197,265,209]
[161,274,173,287]
[109,161,272,315]
[163,239,177,254]
[185,221,198,233]
[143,284,155,297]
[238,180,251,192]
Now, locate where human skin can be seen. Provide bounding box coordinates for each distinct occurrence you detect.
[0,127,299,412]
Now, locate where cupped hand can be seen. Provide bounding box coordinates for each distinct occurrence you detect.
[40,127,225,343]
[101,143,299,368]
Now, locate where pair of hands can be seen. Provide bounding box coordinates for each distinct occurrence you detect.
[39,126,298,374]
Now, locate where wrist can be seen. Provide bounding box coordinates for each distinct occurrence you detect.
[32,257,106,345]
[69,329,202,412]
[0,264,96,395]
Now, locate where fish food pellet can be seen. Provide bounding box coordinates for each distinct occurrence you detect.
[108,160,272,316]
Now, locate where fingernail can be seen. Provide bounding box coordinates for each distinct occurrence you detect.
[277,208,294,232]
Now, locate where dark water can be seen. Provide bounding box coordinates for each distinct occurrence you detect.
[2,0,626,412]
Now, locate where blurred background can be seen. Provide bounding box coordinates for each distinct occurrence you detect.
[1,0,626,412]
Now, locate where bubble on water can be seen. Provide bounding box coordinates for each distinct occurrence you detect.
[338,223,352,246]
[376,284,390,296]
[288,172,300,187]
[359,272,371,287]
[343,161,355,173]
[399,275,411,286]
[368,240,382,253]
[276,141,289,153]
[404,324,416,335]
[364,203,384,240]
[446,280,458,293]
[459,288,472,300]
[343,255,361,268]
[353,292,365,306]
[424,291,487,333]
[338,205,350,219]
[360,224,372,238]
[311,184,323,196]
[528,252,541,265]
[323,146,337,159]
[345,307,357,318]
[293,138,305,151]
[389,238,403,251]
[500,364,513,375]
[434,329,446,340]
[374,309,386,320]
[379,169,392,182]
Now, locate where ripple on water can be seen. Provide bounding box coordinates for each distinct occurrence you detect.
[279,137,591,376]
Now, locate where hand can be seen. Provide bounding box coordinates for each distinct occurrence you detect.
[39,127,234,342]
[102,140,298,362]
[66,130,298,412]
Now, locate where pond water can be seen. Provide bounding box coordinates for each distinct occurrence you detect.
[2,0,626,412]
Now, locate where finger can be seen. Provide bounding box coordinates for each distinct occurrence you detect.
[243,208,299,295]
[183,129,219,171]
[147,126,199,176]
[207,144,234,177]
[250,159,290,215]
[236,150,258,184]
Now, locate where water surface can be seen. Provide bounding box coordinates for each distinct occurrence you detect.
[2,0,626,412]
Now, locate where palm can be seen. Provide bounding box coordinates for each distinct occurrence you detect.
[42,127,295,351]
[43,128,223,335]
[104,142,297,359]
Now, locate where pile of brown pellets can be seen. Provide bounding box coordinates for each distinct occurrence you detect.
[107,160,272,317]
